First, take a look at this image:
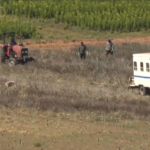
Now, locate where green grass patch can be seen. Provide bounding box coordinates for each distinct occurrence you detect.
[34,142,41,147]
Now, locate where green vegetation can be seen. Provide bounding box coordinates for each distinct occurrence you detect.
[0,15,36,38]
[0,0,150,39]
[34,143,41,147]
[1,0,150,32]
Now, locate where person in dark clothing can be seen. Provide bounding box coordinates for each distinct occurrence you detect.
[10,37,17,47]
[9,37,17,53]
[78,42,88,60]
[106,39,114,56]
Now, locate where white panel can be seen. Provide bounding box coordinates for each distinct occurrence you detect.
[133,55,150,87]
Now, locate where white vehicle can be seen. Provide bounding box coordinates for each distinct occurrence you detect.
[129,53,150,95]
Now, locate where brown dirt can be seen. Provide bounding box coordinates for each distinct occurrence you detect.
[25,36,150,50]
[0,107,150,150]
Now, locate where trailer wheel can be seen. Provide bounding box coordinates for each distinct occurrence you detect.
[8,58,17,67]
[139,86,147,95]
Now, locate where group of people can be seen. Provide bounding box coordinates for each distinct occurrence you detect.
[78,39,114,60]
[9,37,114,59]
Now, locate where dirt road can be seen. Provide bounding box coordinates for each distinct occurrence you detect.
[25,36,150,50]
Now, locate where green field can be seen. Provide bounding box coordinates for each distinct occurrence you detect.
[0,0,150,39]
[2,0,150,32]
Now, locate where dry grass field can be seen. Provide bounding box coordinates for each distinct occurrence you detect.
[1,43,150,149]
[0,107,150,150]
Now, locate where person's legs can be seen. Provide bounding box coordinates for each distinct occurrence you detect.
[80,53,86,60]
[80,54,83,59]
[83,53,86,59]
[111,51,113,55]
[106,50,110,56]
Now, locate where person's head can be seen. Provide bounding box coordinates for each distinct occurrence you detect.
[108,39,112,43]
[81,41,83,45]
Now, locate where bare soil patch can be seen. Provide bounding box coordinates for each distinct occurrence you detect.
[0,107,150,150]
[25,36,150,50]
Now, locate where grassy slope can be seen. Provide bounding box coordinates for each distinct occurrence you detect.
[1,16,150,43]
[29,18,150,41]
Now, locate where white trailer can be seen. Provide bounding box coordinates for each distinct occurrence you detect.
[129,53,150,95]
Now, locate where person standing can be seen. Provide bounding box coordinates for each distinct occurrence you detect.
[106,39,114,56]
[9,37,17,53]
[78,42,88,60]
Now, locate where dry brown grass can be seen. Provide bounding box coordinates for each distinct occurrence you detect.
[1,43,150,150]
[0,43,150,120]
[0,107,150,150]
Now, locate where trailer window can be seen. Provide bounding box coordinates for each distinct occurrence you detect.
[146,63,150,72]
[134,61,137,71]
[140,62,144,71]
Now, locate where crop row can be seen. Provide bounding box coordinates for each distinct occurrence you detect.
[1,0,150,32]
